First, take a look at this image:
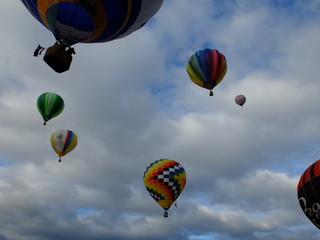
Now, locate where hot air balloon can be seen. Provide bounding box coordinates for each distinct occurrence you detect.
[235,95,246,107]
[21,0,164,73]
[37,92,64,125]
[297,159,320,229]
[186,48,227,96]
[51,129,77,162]
[143,159,186,217]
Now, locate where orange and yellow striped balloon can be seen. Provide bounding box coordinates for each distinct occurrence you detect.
[143,159,186,217]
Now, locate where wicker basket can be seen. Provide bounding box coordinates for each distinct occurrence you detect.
[43,44,72,73]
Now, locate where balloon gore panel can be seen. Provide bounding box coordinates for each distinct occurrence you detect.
[46,2,94,43]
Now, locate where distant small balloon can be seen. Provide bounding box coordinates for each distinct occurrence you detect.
[235,95,246,107]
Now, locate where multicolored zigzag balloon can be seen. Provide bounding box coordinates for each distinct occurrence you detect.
[143,159,186,217]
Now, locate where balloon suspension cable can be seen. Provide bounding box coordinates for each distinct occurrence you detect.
[54,39,76,56]
[56,38,74,50]
[209,91,213,96]
[34,18,39,45]
[32,19,47,57]
[163,210,168,218]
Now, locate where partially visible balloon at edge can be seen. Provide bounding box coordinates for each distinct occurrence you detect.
[297,159,320,230]
[20,0,165,46]
[21,0,165,73]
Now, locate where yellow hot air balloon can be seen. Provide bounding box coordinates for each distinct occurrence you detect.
[51,129,77,162]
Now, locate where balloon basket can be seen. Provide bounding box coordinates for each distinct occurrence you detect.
[44,43,72,73]
[209,91,213,96]
[163,211,168,218]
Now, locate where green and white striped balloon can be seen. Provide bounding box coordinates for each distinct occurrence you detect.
[37,92,64,125]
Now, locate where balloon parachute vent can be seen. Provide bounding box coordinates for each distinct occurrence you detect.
[209,91,213,96]
[43,44,72,73]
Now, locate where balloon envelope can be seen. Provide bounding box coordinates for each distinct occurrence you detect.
[37,92,64,125]
[143,159,186,216]
[51,129,77,162]
[235,95,246,107]
[186,48,227,95]
[297,159,320,229]
[21,0,164,46]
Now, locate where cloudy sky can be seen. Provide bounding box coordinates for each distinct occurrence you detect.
[0,0,320,239]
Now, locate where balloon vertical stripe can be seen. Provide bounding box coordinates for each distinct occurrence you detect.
[103,0,134,41]
[62,130,77,153]
[62,130,72,153]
